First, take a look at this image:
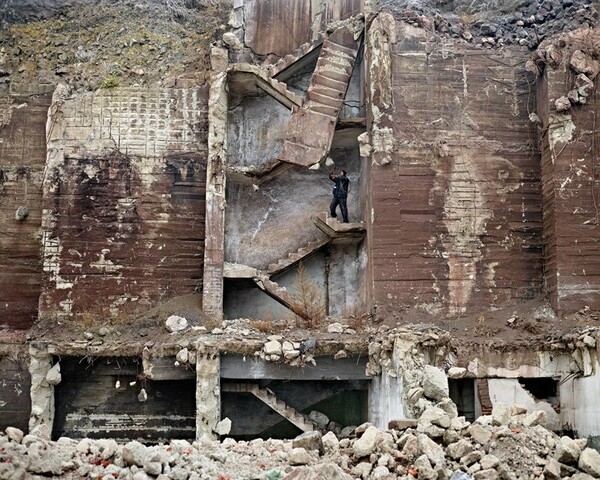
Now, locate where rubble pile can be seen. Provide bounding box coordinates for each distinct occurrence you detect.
[387,0,597,49]
[3,400,600,479]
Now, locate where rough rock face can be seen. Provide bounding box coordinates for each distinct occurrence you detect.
[0,90,52,329]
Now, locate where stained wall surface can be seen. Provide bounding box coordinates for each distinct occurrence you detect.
[538,29,600,314]
[0,86,53,329]
[366,17,543,317]
[39,86,208,319]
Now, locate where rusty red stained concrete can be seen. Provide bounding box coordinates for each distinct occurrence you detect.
[39,152,207,319]
[367,20,543,318]
[0,92,52,330]
[538,29,600,314]
[38,87,209,320]
[244,0,363,58]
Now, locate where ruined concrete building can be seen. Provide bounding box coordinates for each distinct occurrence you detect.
[1,0,600,447]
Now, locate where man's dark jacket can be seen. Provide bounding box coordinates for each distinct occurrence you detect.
[330,174,350,198]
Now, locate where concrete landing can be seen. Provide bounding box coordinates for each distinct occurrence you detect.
[312,212,365,244]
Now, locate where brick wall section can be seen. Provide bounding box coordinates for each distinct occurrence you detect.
[368,19,543,317]
[0,90,52,329]
[538,30,600,313]
[39,87,207,319]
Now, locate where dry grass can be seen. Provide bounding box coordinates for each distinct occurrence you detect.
[290,262,326,330]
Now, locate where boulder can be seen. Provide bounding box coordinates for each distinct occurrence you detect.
[322,431,339,451]
[446,439,474,460]
[5,427,24,444]
[467,424,491,445]
[422,365,449,401]
[555,435,581,463]
[215,417,231,436]
[579,448,600,477]
[292,431,323,453]
[418,433,445,467]
[289,447,311,465]
[543,458,561,480]
[327,323,344,334]
[570,50,600,79]
[308,411,329,428]
[122,441,150,467]
[352,426,378,457]
[491,403,511,426]
[264,340,282,355]
[165,315,188,333]
[523,410,547,427]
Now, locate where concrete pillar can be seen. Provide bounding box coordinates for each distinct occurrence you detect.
[28,344,58,432]
[202,47,229,320]
[195,348,220,440]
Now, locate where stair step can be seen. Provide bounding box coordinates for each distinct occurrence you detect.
[321,44,357,62]
[306,103,339,118]
[312,73,348,91]
[326,39,360,57]
[307,90,343,108]
[310,84,346,99]
[316,67,351,84]
[280,141,325,166]
[317,56,353,75]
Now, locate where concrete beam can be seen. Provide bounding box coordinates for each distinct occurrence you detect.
[220,355,370,380]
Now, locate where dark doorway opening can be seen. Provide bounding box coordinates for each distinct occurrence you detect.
[53,357,196,442]
[449,378,476,422]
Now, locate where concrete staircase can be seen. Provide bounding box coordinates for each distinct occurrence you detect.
[228,64,304,110]
[279,26,361,168]
[267,238,331,275]
[222,383,317,432]
[253,273,310,321]
[223,263,310,320]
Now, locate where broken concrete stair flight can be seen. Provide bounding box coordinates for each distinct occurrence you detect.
[279,25,362,168]
[222,383,318,433]
[267,237,331,275]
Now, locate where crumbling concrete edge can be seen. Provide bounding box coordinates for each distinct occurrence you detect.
[202,47,229,320]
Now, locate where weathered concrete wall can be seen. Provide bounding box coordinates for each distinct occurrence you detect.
[243,0,364,58]
[537,28,600,314]
[227,93,290,168]
[366,15,543,318]
[487,378,560,430]
[0,87,52,329]
[39,85,208,319]
[0,354,31,431]
[225,157,361,271]
[53,357,196,441]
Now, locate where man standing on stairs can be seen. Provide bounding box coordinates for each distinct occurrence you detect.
[329,169,350,223]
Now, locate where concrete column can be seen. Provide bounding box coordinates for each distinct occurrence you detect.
[202,47,228,320]
[195,348,220,440]
[28,344,59,432]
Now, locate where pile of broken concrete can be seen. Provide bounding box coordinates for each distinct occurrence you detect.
[3,400,600,480]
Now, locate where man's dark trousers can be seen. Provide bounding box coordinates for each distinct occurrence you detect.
[330,196,349,223]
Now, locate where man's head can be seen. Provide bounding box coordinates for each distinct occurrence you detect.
[340,169,347,176]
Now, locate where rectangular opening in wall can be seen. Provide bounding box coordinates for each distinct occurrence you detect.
[53,357,196,442]
[449,378,476,422]
[221,379,368,440]
[518,377,560,412]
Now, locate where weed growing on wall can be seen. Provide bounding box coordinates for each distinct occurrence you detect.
[291,262,325,329]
